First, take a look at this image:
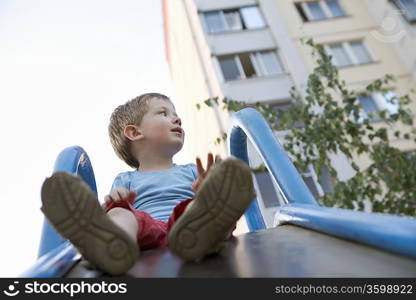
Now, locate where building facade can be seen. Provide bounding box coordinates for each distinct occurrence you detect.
[162,0,416,228]
[364,0,416,80]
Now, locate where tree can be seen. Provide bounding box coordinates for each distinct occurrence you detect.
[198,39,416,217]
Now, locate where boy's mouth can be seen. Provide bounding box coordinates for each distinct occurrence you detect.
[171,127,183,135]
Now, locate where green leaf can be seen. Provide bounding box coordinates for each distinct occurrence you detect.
[204,99,212,107]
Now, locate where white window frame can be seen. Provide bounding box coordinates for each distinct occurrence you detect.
[202,6,265,34]
[254,53,267,75]
[223,10,243,31]
[254,51,284,75]
[240,6,266,29]
[201,10,234,34]
[343,42,360,65]
[324,43,352,67]
[300,2,324,21]
[300,0,345,21]
[254,51,284,76]
[249,53,262,76]
[325,0,346,18]
[348,41,374,64]
[201,11,227,34]
[373,91,399,115]
[215,55,244,81]
[324,41,373,67]
[217,51,283,82]
[234,55,246,79]
[357,91,399,122]
[217,54,252,81]
[357,94,380,122]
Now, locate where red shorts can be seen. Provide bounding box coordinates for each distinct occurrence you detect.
[105,199,193,250]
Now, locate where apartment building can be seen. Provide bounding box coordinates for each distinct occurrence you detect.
[276,0,416,165]
[162,0,416,227]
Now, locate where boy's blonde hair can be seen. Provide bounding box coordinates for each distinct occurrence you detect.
[109,93,171,169]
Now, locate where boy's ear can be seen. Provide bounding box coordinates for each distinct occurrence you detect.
[124,125,143,141]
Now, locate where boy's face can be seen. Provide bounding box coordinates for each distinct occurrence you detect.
[137,98,184,154]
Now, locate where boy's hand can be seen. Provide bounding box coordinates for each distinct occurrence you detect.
[192,152,222,192]
[102,187,136,210]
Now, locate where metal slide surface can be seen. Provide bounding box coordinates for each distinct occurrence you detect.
[65,225,416,278]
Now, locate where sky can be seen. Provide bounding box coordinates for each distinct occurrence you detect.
[0,0,190,277]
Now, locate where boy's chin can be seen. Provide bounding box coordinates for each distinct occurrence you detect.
[171,141,184,154]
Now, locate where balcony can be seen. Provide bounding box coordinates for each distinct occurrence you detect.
[221,73,293,103]
[207,28,275,56]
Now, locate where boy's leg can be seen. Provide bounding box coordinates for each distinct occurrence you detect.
[105,199,170,250]
[41,172,138,275]
[168,157,254,261]
[107,207,139,245]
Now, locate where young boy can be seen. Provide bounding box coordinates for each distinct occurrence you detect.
[41,93,254,276]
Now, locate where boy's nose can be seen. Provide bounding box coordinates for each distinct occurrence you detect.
[173,116,182,126]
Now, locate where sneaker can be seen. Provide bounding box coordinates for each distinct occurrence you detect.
[168,157,255,261]
[41,172,138,275]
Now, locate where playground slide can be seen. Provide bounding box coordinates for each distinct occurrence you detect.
[21,108,416,277]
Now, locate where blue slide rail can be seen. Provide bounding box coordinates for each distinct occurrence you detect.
[228,108,317,231]
[21,146,97,277]
[228,108,416,259]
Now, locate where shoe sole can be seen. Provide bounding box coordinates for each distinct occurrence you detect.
[41,172,138,275]
[168,158,254,261]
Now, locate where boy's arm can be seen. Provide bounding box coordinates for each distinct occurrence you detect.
[192,153,222,192]
[102,187,136,210]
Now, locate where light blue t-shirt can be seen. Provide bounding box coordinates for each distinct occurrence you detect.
[111,163,198,222]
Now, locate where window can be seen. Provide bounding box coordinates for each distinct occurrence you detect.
[239,53,257,78]
[319,166,335,193]
[358,92,399,122]
[326,0,345,17]
[254,164,333,207]
[218,56,242,81]
[202,6,266,34]
[325,41,373,67]
[270,102,292,113]
[269,102,304,129]
[304,177,322,198]
[305,2,327,20]
[258,51,283,74]
[218,51,283,81]
[393,0,416,22]
[358,95,380,121]
[405,150,416,159]
[327,44,352,67]
[254,171,282,208]
[224,10,243,31]
[203,12,226,33]
[302,164,324,199]
[240,6,266,29]
[296,0,346,22]
[379,91,399,115]
[349,41,372,64]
